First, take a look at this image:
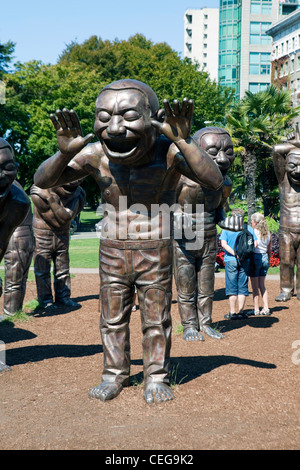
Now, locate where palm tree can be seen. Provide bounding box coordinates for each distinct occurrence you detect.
[226,85,299,218]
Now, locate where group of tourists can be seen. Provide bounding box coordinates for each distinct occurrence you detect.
[220,208,272,321]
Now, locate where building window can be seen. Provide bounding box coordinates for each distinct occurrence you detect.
[249,82,269,93]
[250,22,272,45]
[186,14,192,24]
[186,43,192,52]
[250,0,272,15]
[249,52,271,75]
[186,28,192,38]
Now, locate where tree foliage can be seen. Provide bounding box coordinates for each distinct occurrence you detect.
[226,85,299,218]
[0,34,234,203]
[0,40,15,78]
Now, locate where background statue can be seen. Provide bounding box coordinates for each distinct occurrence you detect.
[174,127,242,342]
[33,79,223,404]
[272,131,300,301]
[0,139,30,294]
[0,138,30,372]
[30,181,86,309]
[2,182,34,319]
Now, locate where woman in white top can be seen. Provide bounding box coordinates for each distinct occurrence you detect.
[250,213,272,315]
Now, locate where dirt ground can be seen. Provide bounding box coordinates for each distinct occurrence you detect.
[0,272,300,451]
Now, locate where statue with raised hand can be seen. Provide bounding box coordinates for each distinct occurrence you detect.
[0,139,30,372]
[30,181,86,309]
[34,79,223,404]
[2,182,34,320]
[272,129,300,301]
[174,127,241,342]
[0,139,30,291]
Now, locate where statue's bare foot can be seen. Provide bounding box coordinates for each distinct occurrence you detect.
[144,382,174,404]
[202,325,225,339]
[183,327,204,341]
[89,382,123,401]
[275,292,291,302]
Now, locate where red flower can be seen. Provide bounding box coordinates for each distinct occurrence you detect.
[216,251,225,267]
[270,253,280,267]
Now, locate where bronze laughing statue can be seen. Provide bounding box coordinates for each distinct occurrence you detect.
[0,138,30,372]
[273,132,300,302]
[34,79,223,404]
[174,127,242,341]
[2,182,34,319]
[0,139,30,288]
[30,182,86,309]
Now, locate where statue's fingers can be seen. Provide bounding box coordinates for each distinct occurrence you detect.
[49,113,61,131]
[163,99,173,117]
[186,99,194,122]
[82,133,95,146]
[56,109,68,129]
[173,99,180,116]
[70,109,83,133]
[151,119,163,132]
[181,98,188,116]
[62,108,74,129]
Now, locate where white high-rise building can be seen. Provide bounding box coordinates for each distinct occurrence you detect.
[184,1,299,98]
[184,8,219,81]
[267,8,300,128]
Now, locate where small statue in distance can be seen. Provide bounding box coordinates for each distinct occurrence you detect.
[30,181,86,309]
[2,181,34,320]
[0,138,31,372]
[272,129,300,302]
[174,127,242,342]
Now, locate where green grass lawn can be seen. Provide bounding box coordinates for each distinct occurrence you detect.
[69,238,99,268]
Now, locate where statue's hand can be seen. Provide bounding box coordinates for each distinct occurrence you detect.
[286,130,300,148]
[219,214,244,232]
[151,98,193,142]
[50,108,94,156]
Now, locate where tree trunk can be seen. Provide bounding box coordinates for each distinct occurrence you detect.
[243,149,257,220]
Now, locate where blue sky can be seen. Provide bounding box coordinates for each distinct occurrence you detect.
[1,0,219,65]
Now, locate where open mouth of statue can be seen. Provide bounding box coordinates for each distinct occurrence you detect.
[103,137,140,158]
[290,174,300,183]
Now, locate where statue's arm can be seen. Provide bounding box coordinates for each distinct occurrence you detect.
[272,144,291,184]
[34,108,94,188]
[151,99,223,191]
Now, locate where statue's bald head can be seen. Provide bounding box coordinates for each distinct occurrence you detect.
[97,79,160,117]
[0,137,15,160]
[0,137,18,198]
[193,127,230,145]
